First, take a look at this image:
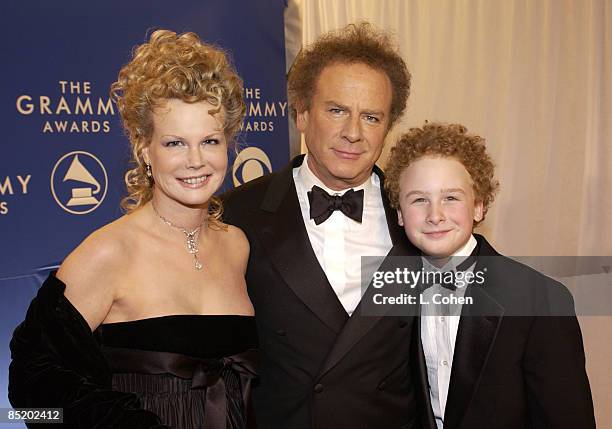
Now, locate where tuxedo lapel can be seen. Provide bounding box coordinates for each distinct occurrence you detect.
[375,164,407,246]
[444,236,505,428]
[317,241,418,376]
[317,172,420,376]
[257,156,348,334]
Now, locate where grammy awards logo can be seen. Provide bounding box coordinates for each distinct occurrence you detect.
[50,151,108,214]
[232,147,272,186]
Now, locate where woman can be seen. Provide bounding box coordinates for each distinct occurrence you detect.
[9,30,256,428]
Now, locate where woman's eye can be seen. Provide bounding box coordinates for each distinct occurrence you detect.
[203,139,219,145]
[445,195,460,201]
[412,198,427,204]
[164,140,183,147]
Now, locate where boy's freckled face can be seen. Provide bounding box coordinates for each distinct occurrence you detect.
[397,156,483,258]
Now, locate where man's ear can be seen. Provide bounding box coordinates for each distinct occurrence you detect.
[397,209,404,226]
[296,109,309,133]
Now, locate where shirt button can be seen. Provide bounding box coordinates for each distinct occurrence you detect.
[441,360,448,366]
[314,383,324,393]
[439,316,445,322]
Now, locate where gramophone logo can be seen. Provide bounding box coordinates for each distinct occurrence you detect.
[232,147,272,186]
[50,151,108,214]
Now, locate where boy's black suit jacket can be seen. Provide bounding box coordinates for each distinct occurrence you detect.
[223,155,425,429]
[416,234,595,429]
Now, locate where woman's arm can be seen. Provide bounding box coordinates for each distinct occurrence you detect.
[9,229,168,428]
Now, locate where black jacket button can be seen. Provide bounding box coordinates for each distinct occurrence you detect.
[314,383,324,393]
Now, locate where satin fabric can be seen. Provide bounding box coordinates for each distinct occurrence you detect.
[96,316,259,429]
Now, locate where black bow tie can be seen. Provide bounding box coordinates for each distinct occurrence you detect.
[308,185,364,225]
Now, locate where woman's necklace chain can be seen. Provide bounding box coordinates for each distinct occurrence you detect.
[152,204,205,270]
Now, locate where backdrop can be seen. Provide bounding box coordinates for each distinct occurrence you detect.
[290,0,612,426]
[0,1,289,426]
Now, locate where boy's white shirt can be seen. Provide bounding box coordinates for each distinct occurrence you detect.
[421,234,477,429]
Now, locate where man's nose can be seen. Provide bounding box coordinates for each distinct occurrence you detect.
[342,115,363,143]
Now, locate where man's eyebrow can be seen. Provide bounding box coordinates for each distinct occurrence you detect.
[361,109,385,117]
[324,100,348,108]
[323,101,385,116]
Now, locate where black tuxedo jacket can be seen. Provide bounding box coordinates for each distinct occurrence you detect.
[223,155,424,429]
[417,234,595,429]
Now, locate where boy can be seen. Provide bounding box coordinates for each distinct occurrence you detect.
[385,123,595,429]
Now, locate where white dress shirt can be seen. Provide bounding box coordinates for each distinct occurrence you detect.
[420,234,478,429]
[293,155,393,315]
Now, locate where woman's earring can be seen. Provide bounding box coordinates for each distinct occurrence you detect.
[145,163,152,178]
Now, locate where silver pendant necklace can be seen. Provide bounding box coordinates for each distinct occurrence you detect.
[152,204,204,270]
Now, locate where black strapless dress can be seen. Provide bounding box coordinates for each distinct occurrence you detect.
[94,316,258,429]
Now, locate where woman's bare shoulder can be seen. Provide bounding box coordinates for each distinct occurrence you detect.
[217,223,249,254]
[207,223,249,273]
[58,216,136,281]
[56,214,143,329]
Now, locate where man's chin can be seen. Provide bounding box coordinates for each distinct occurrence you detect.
[329,165,372,182]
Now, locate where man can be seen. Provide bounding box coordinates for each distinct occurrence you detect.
[384,122,595,429]
[223,23,423,429]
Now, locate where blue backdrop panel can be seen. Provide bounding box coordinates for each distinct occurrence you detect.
[0,1,288,424]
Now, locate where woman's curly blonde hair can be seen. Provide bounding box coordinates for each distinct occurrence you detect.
[110,29,246,226]
[385,122,499,226]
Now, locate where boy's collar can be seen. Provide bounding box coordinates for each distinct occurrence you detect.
[422,234,478,272]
